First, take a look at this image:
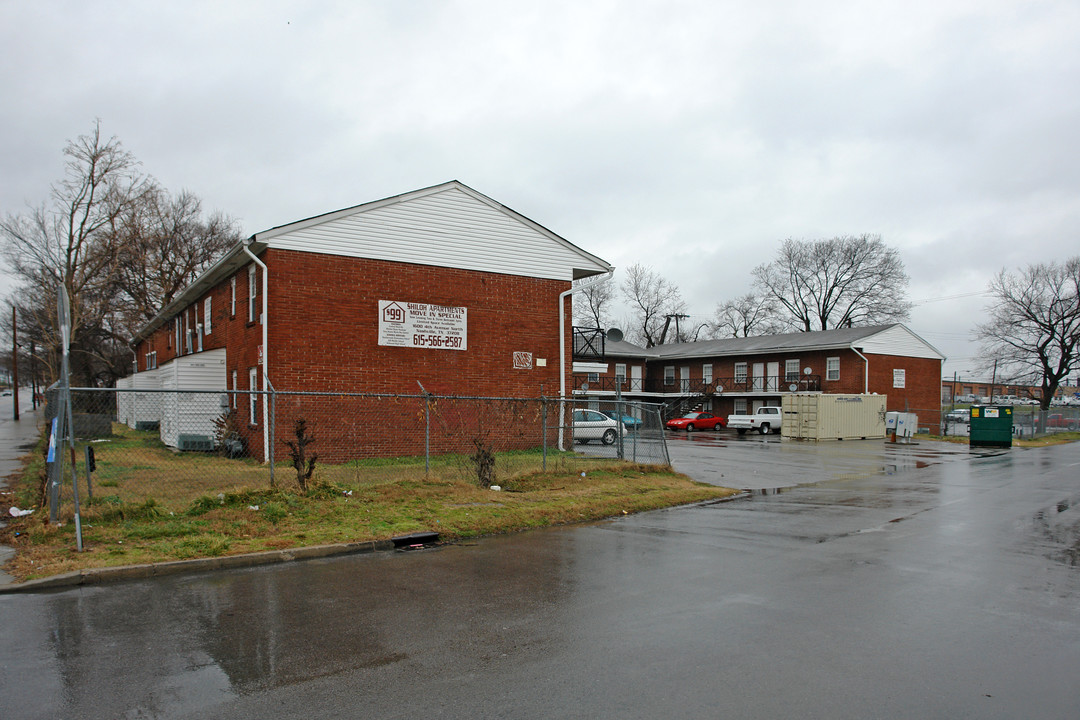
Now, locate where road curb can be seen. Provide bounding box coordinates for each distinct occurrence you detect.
[0,539,396,594]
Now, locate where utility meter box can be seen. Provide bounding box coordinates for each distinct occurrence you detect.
[969,405,1013,448]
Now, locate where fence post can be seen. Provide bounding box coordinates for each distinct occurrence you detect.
[424,394,431,475]
[269,383,276,488]
[542,397,548,471]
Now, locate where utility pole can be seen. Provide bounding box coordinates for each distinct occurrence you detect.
[990,359,998,404]
[11,307,18,420]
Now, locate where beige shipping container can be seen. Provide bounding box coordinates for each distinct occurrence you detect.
[782,394,887,441]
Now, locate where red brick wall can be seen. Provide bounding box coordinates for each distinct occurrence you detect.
[136,249,574,460]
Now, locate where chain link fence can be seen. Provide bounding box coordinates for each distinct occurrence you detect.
[39,388,669,521]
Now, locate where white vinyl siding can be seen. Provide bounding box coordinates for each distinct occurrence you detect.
[858,325,945,360]
[262,186,608,281]
[827,356,840,381]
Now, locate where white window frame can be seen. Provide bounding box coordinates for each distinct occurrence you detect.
[664,366,675,386]
[827,356,840,382]
[231,276,237,317]
[785,359,800,383]
[734,398,748,414]
[231,370,238,410]
[587,372,599,383]
[703,363,713,384]
[249,367,258,425]
[248,265,258,323]
[734,362,747,384]
[204,297,212,335]
[615,363,626,386]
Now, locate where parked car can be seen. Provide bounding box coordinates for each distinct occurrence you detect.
[0,390,11,397]
[572,409,625,445]
[600,410,643,430]
[1046,414,1079,430]
[945,408,970,424]
[665,411,726,432]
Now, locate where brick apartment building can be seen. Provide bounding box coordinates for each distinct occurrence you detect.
[572,324,946,431]
[127,181,613,459]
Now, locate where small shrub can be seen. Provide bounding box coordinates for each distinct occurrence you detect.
[469,434,496,487]
[283,418,318,491]
[262,502,288,524]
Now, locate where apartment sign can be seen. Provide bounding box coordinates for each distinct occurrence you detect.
[378,300,467,350]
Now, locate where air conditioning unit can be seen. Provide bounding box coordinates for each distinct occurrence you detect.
[177,434,214,452]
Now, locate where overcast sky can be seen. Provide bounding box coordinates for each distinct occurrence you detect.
[3,0,1078,380]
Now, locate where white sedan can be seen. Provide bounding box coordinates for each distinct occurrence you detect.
[572,409,625,445]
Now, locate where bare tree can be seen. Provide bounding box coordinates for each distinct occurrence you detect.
[752,235,912,331]
[572,274,616,329]
[621,263,686,347]
[975,257,1080,410]
[113,187,242,329]
[711,292,785,338]
[1,121,152,384]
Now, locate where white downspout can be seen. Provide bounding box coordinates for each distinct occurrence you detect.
[243,241,270,462]
[559,270,614,450]
[850,345,869,394]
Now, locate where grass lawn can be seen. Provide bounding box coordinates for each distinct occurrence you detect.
[1,424,739,582]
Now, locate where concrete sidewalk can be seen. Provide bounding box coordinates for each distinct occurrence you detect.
[0,389,45,585]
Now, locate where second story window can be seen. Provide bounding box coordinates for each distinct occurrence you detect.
[248,265,258,323]
[827,356,840,381]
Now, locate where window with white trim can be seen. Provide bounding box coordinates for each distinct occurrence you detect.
[734,398,747,414]
[231,276,237,317]
[231,370,238,409]
[249,367,258,425]
[826,356,840,381]
[703,363,713,384]
[615,363,626,385]
[785,359,800,382]
[248,265,258,323]
[204,297,212,335]
[734,362,747,384]
[664,366,675,386]
[587,372,599,383]
[144,351,157,370]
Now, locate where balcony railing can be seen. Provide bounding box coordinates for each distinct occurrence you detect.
[643,375,822,395]
[572,374,822,395]
[573,327,606,358]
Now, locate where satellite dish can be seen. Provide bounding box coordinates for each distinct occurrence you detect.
[715,384,724,393]
[606,327,623,343]
[803,367,813,376]
[581,382,590,391]
[789,383,799,392]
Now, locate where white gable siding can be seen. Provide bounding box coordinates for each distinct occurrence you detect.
[265,187,595,281]
[859,326,945,360]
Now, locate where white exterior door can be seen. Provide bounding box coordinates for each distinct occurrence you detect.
[767,362,780,391]
[680,366,690,392]
[631,365,643,391]
[753,363,765,391]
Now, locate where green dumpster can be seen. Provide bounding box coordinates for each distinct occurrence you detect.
[969,405,1013,448]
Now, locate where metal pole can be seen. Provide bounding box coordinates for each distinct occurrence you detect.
[12,307,19,420]
[84,445,94,501]
[542,398,548,471]
[269,382,276,488]
[424,394,431,475]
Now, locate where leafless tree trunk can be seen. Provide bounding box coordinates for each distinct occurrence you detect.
[752,235,912,332]
[976,257,1080,410]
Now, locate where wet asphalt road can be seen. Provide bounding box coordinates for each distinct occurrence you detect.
[2,437,1079,719]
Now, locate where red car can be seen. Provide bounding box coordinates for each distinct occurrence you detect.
[666,411,726,432]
